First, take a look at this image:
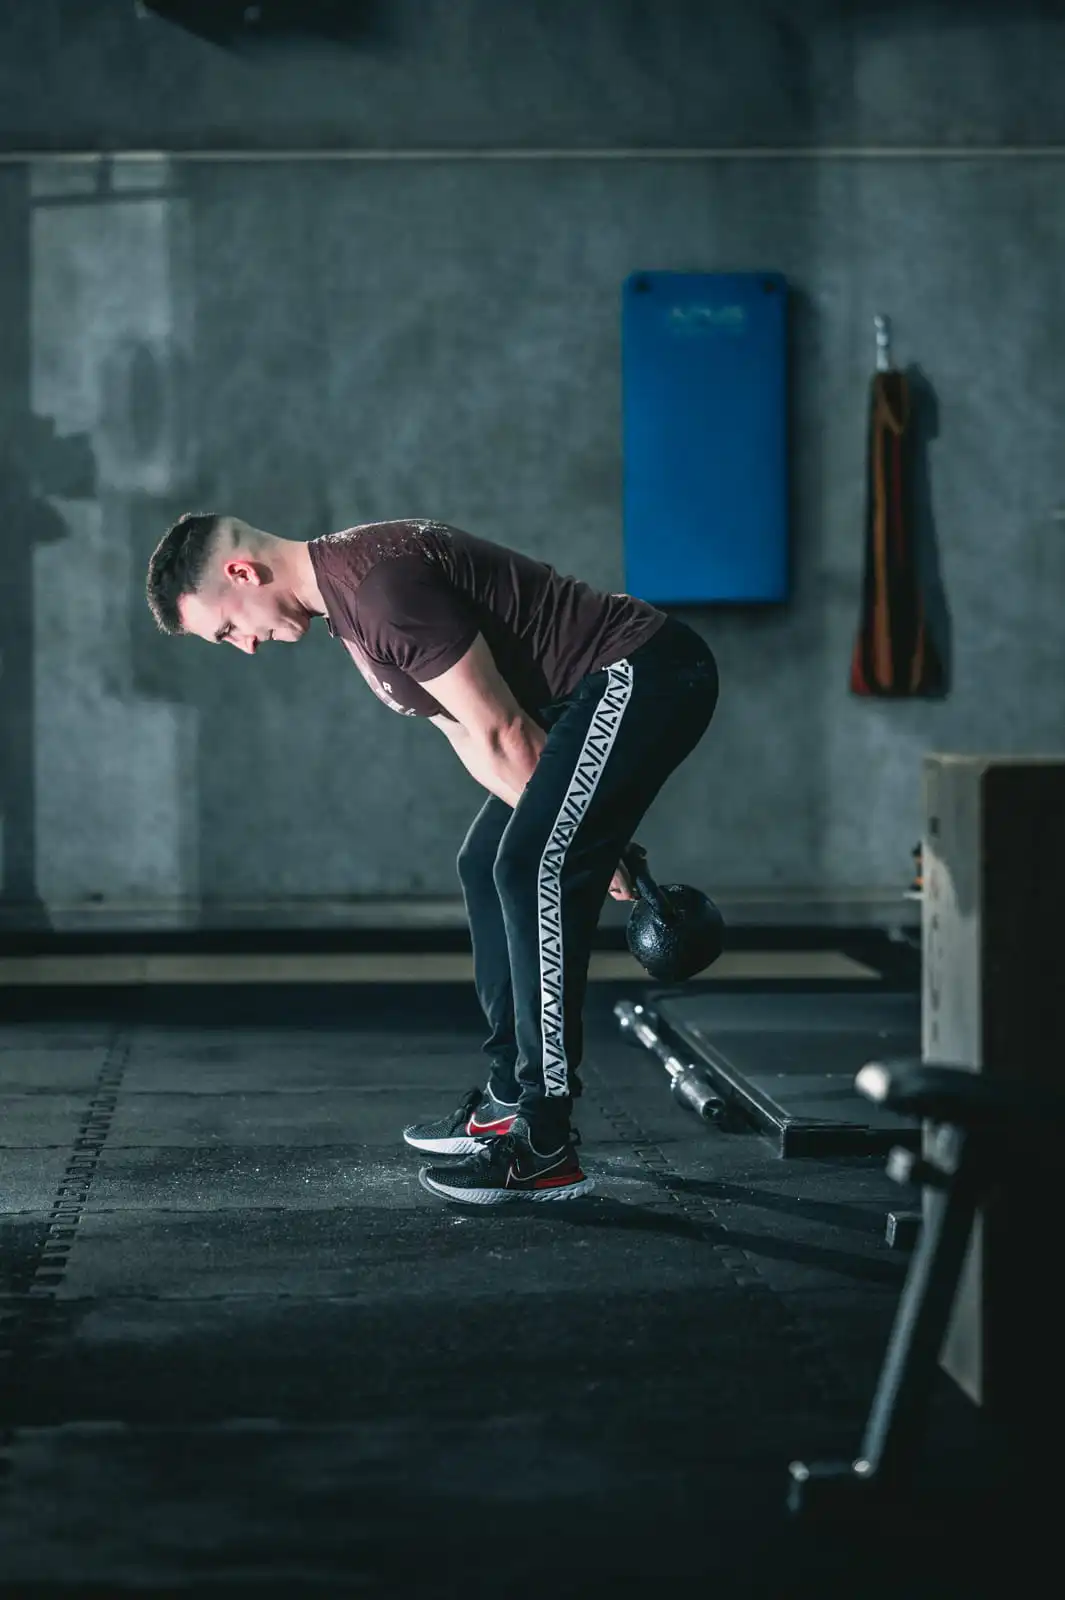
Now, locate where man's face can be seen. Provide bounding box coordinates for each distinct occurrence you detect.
[178,560,312,654]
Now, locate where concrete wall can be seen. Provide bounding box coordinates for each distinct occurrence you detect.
[2,0,1064,914]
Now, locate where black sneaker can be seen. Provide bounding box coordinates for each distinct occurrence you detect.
[418,1116,593,1204]
[402,1084,519,1156]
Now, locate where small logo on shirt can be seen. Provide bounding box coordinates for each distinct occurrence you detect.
[342,642,418,715]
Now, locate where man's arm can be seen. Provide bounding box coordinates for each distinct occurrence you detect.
[430,712,637,897]
[429,713,534,808]
[421,635,547,806]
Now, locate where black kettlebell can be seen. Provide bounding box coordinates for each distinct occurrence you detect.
[622,843,725,983]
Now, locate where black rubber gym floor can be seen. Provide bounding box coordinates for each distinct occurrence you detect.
[0,969,1018,1596]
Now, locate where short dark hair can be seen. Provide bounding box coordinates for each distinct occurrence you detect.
[146,512,224,634]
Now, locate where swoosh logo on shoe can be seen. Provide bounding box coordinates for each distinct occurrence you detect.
[467,1115,516,1134]
[506,1152,575,1187]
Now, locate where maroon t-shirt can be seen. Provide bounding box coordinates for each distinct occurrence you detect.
[307,520,666,721]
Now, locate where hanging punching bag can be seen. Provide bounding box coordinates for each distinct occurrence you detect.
[849,316,943,698]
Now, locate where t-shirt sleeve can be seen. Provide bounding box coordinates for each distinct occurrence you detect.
[354,554,479,682]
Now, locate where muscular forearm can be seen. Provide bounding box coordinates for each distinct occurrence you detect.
[466,762,524,808]
[454,717,547,808]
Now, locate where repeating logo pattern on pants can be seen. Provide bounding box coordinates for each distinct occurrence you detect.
[537,660,634,1096]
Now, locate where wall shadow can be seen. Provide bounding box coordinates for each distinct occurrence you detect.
[0,168,98,934]
[0,434,96,934]
[0,451,59,931]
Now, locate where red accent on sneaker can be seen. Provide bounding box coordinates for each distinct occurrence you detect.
[467,1114,517,1135]
[529,1170,585,1189]
[504,1161,584,1189]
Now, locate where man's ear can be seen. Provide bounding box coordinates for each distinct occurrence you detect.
[223,559,263,586]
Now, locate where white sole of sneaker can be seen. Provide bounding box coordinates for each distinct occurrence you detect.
[402,1131,489,1155]
[417,1169,595,1203]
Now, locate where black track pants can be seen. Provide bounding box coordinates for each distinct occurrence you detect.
[455,617,719,1146]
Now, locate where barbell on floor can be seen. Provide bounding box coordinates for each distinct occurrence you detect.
[614,1000,724,1122]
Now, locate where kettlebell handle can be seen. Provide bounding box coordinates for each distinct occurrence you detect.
[621,843,677,921]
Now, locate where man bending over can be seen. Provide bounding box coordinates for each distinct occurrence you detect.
[146,515,719,1204]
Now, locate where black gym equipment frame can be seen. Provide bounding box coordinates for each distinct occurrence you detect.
[614,997,922,1158]
[136,1,379,48]
[788,1059,1065,1523]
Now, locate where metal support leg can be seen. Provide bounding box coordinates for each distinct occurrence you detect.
[788,1126,988,1516]
[856,1131,983,1484]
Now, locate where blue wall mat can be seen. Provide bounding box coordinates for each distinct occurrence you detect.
[622,271,789,604]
